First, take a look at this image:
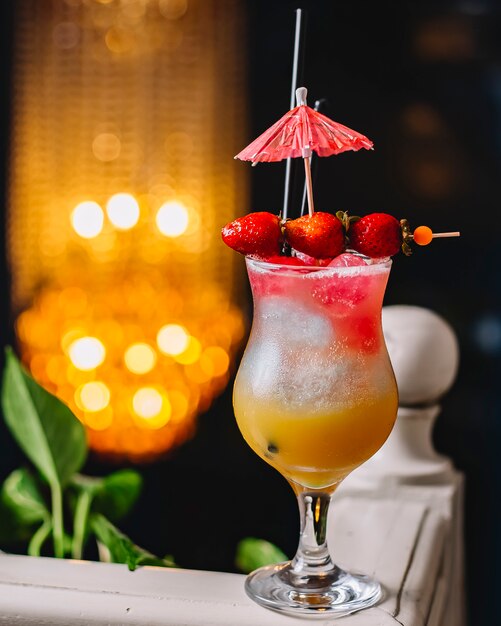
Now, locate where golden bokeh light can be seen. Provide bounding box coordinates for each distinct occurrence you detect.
[133,387,172,429]
[157,323,189,356]
[92,133,121,161]
[83,407,114,431]
[68,336,106,371]
[159,0,188,21]
[71,201,105,239]
[76,381,111,412]
[8,0,247,462]
[52,22,79,49]
[124,342,157,375]
[200,346,230,378]
[133,387,164,418]
[106,193,140,230]
[105,27,136,54]
[16,280,245,461]
[167,389,189,423]
[156,201,189,237]
[173,336,201,365]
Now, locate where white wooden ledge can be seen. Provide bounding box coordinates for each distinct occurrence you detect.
[0,478,462,626]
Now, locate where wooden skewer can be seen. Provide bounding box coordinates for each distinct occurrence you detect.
[303,156,315,217]
[411,226,461,247]
[430,231,460,238]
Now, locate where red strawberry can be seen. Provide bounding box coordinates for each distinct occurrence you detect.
[284,212,345,259]
[349,213,402,258]
[221,212,281,257]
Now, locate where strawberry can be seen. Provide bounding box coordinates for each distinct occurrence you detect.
[221,212,282,257]
[348,213,404,258]
[284,212,345,259]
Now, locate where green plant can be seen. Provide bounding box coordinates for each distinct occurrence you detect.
[0,347,174,570]
[235,537,288,574]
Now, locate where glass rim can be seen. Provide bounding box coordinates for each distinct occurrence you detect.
[245,253,392,275]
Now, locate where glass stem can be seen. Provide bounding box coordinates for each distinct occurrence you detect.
[289,491,337,583]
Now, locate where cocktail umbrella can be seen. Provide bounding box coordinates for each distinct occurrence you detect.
[235,87,373,217]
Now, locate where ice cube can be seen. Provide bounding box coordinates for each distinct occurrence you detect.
[328,253,369,267]
[258,296,333,347]
[275,351,353,413]
[312,256,372,309]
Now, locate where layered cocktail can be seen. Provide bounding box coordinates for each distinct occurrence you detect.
[232,252,397,616]
[223,83,457,618]
[234,255,397,491]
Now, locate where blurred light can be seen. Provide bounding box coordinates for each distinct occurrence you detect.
[10,0,246,462]
[159,0,188,20]
[132,388,172,429]
[157,323,189,355]
[124,342,157,374]
[69,336,106,370]
[164,131,193,159]
[473,315,501,354]
[156,201,189,237]
[167,389,189,422]
[401,104,444,136]
[46,355,68,385]
[84,407,114,431]
[133,387,163,418]
[174,336,201,364]
[92,133,121,162]
[414,16,475,62]
[200,346,229,377]
[105,27,136,54]
[71,201,104,238]
[106,193,140,230]
[76,381,110,412]
[121,1,146,21]
[53,22,79,49]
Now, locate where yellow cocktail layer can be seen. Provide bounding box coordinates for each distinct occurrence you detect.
[234,389,398,489]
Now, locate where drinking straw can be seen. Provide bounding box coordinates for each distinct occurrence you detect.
[282,8,306,220]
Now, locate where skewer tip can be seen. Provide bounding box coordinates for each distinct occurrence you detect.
[412,226,461,246]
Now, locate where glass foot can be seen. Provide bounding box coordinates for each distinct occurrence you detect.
[245,562,383,618]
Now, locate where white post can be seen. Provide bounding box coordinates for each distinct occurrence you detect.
[333,305,466,626]
[350,304,460,485]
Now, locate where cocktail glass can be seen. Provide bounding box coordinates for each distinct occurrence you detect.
[233,255,398,617]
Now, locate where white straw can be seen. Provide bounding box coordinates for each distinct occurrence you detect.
[282,8,303,220]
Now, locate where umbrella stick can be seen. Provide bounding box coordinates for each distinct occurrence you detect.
[282,8,304,220]
[301,98,325,216]
[303,156,315,217]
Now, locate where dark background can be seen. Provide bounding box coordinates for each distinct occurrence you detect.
[1,2,500,625]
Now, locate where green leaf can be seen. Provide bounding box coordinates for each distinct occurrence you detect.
[68,470,142,560]
[1,347,87,488]
[73,469,143,522]
[90,513,175,571]
[1,468,48,525]
[28,518,52,557]
[235,538,288,574]
[0,499,33,545]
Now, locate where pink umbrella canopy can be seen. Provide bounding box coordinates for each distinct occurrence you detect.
[235,87,373,162]
[235,87,373,216]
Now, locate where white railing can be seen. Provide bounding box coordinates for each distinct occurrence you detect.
[0,306,465,625]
